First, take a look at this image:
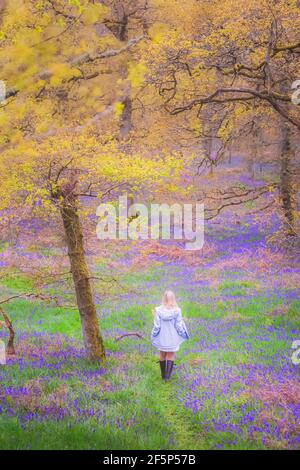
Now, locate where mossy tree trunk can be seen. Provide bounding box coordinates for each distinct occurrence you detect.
[59,196,105,361]
[280,121,296,236]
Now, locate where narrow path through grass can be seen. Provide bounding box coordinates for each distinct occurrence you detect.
[140,354,205,449]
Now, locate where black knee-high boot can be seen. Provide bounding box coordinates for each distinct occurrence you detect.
[165,360,174,380]
[159,360,166,379]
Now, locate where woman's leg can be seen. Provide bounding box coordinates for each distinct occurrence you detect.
[166,352,175,361]
[160,351,167,361]
[159,351,167,379]
[165,352,175,380]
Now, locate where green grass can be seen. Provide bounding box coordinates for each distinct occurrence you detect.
[0,347,204,450]
[287,299,300,318]
[3,299,81,337]
[1,275,34,291]
[121,268,163,285]
[181,301,228,319]
[0,266,299,450]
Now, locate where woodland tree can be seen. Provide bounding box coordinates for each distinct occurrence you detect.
[148,0,300,232]
[0,0,183,360]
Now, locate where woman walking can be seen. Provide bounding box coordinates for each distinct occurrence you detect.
[151,290,189,381]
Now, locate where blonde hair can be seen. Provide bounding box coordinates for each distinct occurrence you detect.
[162,290,178,309]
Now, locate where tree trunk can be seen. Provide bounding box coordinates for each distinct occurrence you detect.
[228,142,232,165]
[106,1,141,212]
[0,307,15,356]
[280,121,296,235]
[120,93,132,139]
[60,198,105,361]
[103,0,133,141]
[248,140,256,179]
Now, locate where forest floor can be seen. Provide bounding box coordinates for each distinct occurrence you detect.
[0,213,300,450]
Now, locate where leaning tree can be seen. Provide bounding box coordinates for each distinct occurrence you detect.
[0,0,183,360]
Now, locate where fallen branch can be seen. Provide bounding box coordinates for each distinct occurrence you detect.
[115,332,144,342]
